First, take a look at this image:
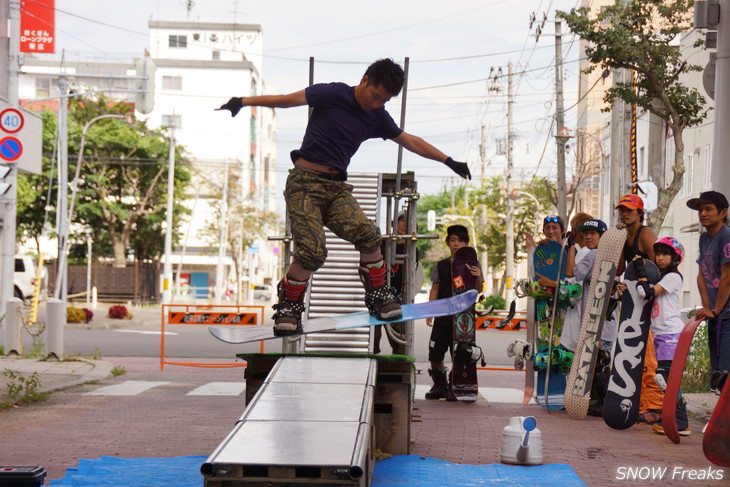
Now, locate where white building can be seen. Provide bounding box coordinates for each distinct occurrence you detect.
[18,20,279,302]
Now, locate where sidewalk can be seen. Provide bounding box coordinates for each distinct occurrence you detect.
[0,356,114,403]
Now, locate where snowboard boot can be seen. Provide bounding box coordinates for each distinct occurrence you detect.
[425,368,457,401]
[271,276,308,336]
[359,260,402,321]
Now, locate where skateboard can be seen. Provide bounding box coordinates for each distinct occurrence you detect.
[661,316,703,443]
[209,289,477,344]
[450,246,483,403]
[603,258,660,429]
[565,227,627,419]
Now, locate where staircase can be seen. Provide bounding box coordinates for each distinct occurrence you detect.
[303,173,382,354]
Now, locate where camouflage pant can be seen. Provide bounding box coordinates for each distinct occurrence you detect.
[284,167,381,271]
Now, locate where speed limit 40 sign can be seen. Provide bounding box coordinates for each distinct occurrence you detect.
[0,108,24,134]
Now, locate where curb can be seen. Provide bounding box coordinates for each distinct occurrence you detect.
[65,319,144,330]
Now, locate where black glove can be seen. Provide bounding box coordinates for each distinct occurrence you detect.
[633,257,647,280]
[444,157,471,180]
[216,97,244,117]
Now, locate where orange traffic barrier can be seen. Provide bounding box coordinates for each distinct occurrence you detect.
[160,303,265,370]
[476,311,527,331]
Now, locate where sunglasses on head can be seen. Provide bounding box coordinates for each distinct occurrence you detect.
[544,216,560,223]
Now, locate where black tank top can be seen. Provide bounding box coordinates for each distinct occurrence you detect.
[624,225,649,262]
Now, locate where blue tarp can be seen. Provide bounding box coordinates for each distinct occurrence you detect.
[50,456,206,487]
[50,455,587,487]
[372,456,588,487]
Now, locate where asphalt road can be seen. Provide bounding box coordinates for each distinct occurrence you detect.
[3,301,521,366]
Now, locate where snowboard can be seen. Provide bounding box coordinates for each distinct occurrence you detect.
[209,289,477,344]
[565,226,627,420]
[704,374,730,466]
[450,246,482,403]
[523,234,537,405]
[662,316,703,444]
[533,239,567,410]
[603,258,661,429]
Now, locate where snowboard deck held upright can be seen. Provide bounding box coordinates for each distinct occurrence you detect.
[662,316,704,443]
[565,227,627,419]
[209,289,478,344]
[704,368,730,465]
[603,258,661,429]
[450,246,480,403]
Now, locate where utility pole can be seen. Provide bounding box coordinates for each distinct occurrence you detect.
[0,0,20,320]
[709,0,730,197]
[505,62,515,304]
[53,78,69,301]
[554,21,568,222]
[162,128,176,305]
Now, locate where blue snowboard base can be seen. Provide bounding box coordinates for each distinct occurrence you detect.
[209,289,477,344]
[536,368,566,410]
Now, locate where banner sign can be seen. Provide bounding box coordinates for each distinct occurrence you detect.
[20,0,55,53]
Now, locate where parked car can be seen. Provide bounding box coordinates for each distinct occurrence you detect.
[14,255,48,301]
[253,284,274,301]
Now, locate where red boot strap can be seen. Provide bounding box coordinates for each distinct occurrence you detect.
[368,265,388,288]
[283,280,307,301]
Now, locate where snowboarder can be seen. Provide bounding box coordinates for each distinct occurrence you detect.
[425,225,483,400]
[217,59,470,335]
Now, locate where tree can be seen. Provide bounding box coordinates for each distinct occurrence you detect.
[418,177,553,294]
[17,97,191,267]
[199,171,280,298]
[558,0,710,229]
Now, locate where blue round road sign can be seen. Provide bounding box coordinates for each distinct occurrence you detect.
[0,136,22,162]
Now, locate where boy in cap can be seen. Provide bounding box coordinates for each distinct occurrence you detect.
[615,193,663,424]
[688,191,730,393]
[566,218,616,416]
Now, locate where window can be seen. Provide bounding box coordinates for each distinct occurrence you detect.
[162,76,183,90]
[161,114,181,129]
[169,35,187,48]
[35,77,50,98]
[704,144,713,189]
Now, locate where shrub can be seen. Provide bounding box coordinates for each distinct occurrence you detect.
[108,305,128,319]
[67,306,88,323]
[682,321,712,393]
[82,308,93,322]
[483,294,506,311]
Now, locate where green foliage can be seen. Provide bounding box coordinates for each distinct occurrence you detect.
[2,370,48,405]
[557,0,707,127]
[111,365,126,377]
[17,95,192,265]
[682,321,712,393]
[482,294,506,311]
[417,177,553,278]
[557,0,710,230]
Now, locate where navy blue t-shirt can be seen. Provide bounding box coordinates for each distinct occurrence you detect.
[290,82,403,174]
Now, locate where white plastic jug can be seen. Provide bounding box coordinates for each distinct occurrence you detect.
[500,416,543,465]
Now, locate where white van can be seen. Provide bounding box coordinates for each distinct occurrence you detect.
[14,255,48,301]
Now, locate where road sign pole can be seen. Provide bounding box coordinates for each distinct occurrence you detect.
[0,0,20,323]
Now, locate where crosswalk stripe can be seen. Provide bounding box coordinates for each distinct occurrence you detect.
[84,380,170,396]
[186,382,246,396]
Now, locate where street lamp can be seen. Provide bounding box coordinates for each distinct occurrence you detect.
[54,114,127,300]
[511,189,541,236]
